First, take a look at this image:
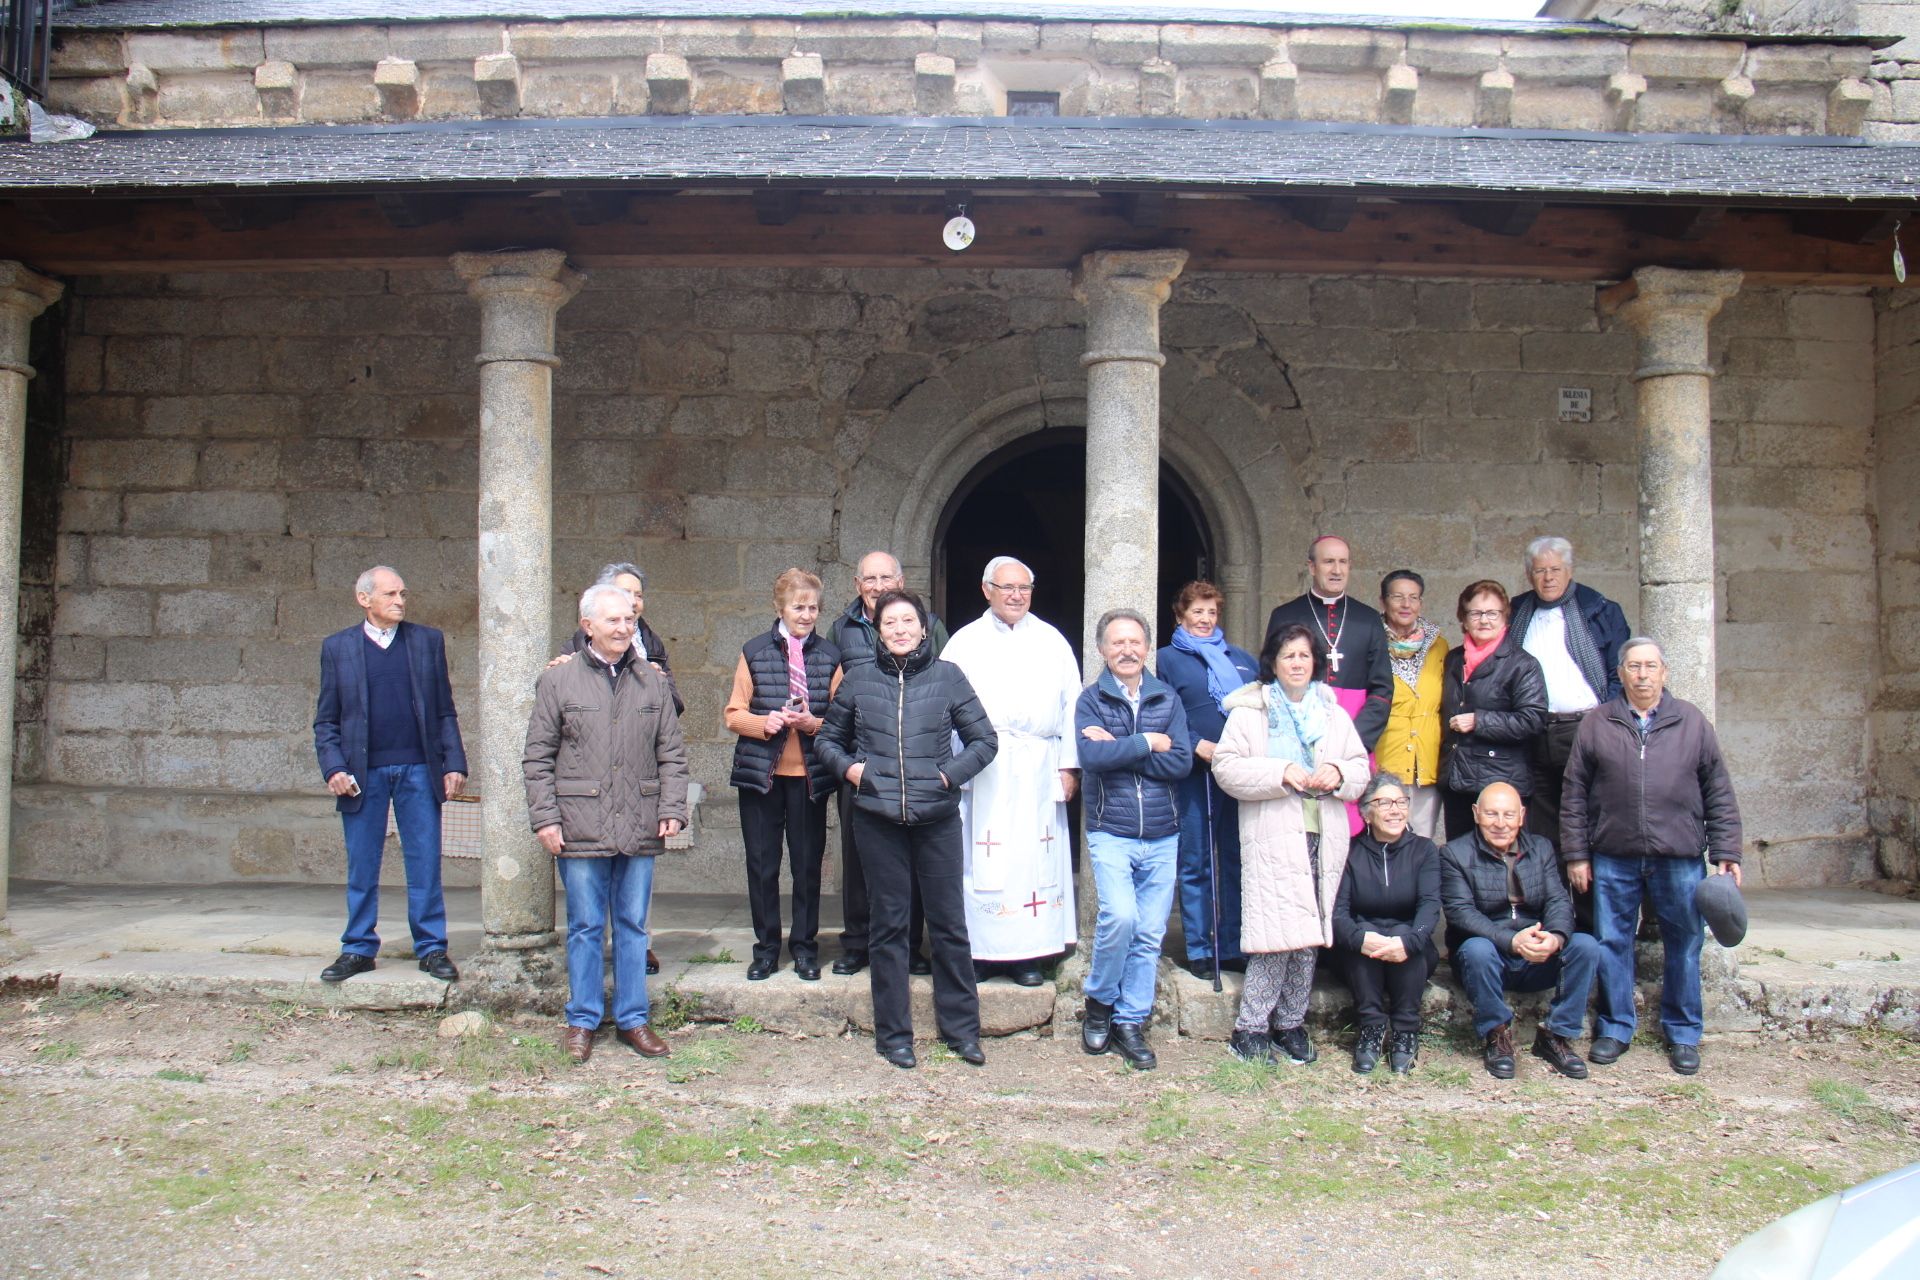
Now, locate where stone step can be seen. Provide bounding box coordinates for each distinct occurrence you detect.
[2,950,452,1012]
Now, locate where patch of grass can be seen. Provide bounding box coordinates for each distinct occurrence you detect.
[34,1040,81,1063]
[447,1031,569,1084]
[685,949,734,965]
[1417,1058,1470,1088]
[1810,1079,1905,1130]
[331,1062,356,1075]
[664,1037,737,1084]
[1203,1057,1274,1096]
[48,987,130,1013]
[1142,1091,1191,1142]
[225,1041,253,1064]
[1664,1080,1712,1105]
[624,1109,862,1174]
[403,1105,448,1140]
[154,1068,205,1083]
[372,1046,434,1072]
[650,985,705,1032]
[145,1158,270,1217]
[729,1015,764,1035]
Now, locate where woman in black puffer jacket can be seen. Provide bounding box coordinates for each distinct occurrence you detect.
[817,589,998,1069]
[1438,579,1546,840]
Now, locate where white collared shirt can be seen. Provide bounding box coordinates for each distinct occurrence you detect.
[362,621,398,649]
[1522,606,1599,713]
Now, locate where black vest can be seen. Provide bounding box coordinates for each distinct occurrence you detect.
[728,625,840,797]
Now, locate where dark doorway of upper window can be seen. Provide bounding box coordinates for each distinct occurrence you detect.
[934,430,1213,667]
[1006,92,1060,118]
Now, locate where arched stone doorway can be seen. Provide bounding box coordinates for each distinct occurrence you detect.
[933,430,1214,662]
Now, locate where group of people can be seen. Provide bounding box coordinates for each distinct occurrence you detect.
[310,530,1745,1078]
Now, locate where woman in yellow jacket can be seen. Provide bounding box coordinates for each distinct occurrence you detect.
[1374,571,1448,842]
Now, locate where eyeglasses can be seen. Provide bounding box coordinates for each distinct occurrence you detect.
[1368,797,1410,811]
[987,582,1034,596]
[857,575,900,587]
[1383,593,1422,606]
[1464,610,1506,622]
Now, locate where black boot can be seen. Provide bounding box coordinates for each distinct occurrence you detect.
[1351,1024,1385,1075]
[1110,1022,1157,1071]
[1081,996,1114,1055]
[1389,1030,1419,1075]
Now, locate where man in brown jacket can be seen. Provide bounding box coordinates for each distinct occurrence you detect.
[1561,637,1743,1077]
[525,582,690,1064]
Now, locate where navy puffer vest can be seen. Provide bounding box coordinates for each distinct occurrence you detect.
[728,624,840,797]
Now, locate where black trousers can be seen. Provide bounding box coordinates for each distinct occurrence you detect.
[838,784,924,957]
[1529,716,1595,933]
[1341,942,1437,1033]
[851,807,978,1050]
[738,777,827,963]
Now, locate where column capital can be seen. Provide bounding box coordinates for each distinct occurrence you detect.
[1073,248,1189,307]
[0,261,64,323]
[451,249,584,367]
[1602,266,1742,381]
[1075,249,1187,369]
[0,262,64,377]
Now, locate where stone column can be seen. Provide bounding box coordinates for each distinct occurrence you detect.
[1609,266,1742,721]
[0,263,63,931]
[1073,249,1188,681]
[1061,249,1186,977]
[452,250,583,956]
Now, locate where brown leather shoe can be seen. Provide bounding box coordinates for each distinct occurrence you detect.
[617,1023,671,1058]
[561,1026,594,1064]
[1531,1028,1590,1079]
[1483,1023,1516,1079]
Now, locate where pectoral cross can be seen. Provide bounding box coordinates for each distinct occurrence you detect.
[1328,648,1343,676]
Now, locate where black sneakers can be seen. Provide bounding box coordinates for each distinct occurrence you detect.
[1273,1025,1316,1065]
[1351,1025,1385,1075]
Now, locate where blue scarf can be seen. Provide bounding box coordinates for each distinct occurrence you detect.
[1265,681,1329,770]
[1171,625,1243,713]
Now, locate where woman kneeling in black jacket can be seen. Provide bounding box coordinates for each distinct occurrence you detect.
[1332,771,1441,1075]
[817,589,998,1070]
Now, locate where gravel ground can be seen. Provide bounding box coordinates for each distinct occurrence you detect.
[2,990,1916,1280]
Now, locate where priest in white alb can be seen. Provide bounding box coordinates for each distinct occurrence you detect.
[941,555,1081,988]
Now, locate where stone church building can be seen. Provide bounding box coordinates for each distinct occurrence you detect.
[0,0,1917,955]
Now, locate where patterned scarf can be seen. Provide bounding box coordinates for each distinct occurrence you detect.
[1265,680,1329,770]
[777,621,809,709]
[1385,617,1440,688]
[1532,589,1607,702]
[1170,624,1244,713]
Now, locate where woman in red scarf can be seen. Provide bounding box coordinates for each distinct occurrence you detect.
[1438,581,1547,841]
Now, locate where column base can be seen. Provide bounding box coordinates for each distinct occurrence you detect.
[461,936,566,1016]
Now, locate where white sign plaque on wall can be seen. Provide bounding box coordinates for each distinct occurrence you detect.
[1558,387,1592,423]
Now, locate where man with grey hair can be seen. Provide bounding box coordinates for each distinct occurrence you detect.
[828,550,952,976]
[1509,535,1630,853]
[942,555,1082,986]
[312,565,467,985]
[554,561,681,715]
[1073,607,1192,1069]
[1560,637,1742,1077]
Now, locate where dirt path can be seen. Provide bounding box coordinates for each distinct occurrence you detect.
[2,991,1916,1280]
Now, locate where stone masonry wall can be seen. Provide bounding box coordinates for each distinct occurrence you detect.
[1864,0,1920,137]
[45,17,1878,136]
[1871,288,1920,880]
[20,267,1880,891]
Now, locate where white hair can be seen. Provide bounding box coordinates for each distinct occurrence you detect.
[595,561,645,591]
[355,565,399,597]
[1525,536,1574,577]
[1619,636,1665,666]
[579,583,635,622]
[856,550,903,577]
[981,555,1034,586]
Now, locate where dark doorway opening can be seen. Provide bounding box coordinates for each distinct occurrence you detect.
[934,431,1214,664]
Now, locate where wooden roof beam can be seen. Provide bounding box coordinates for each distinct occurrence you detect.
[1791,208,1902,244]
[1276,196,1356,233]
[1459,199,1546,237]
[374,191,458,228]
[1629,205,1728,242]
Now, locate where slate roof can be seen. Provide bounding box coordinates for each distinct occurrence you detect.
[2,115,1916,206]
[51,1,1622,34]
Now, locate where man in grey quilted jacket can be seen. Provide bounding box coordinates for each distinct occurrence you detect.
[525,582,689,1065]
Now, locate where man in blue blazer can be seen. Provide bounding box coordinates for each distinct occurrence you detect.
[312,565,468,983]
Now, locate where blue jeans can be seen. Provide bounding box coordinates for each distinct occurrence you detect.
[1085,830,1179,1024]
[1593,854,1707,1046]
[1451,933,1601,1039]
[557,854,657,1031]
[1175,773,1242,964]
[339,761,447,958]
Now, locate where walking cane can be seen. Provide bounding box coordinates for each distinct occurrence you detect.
[1205,773,1223,994]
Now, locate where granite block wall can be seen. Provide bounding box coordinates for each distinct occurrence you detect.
[17,265,1884,890]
